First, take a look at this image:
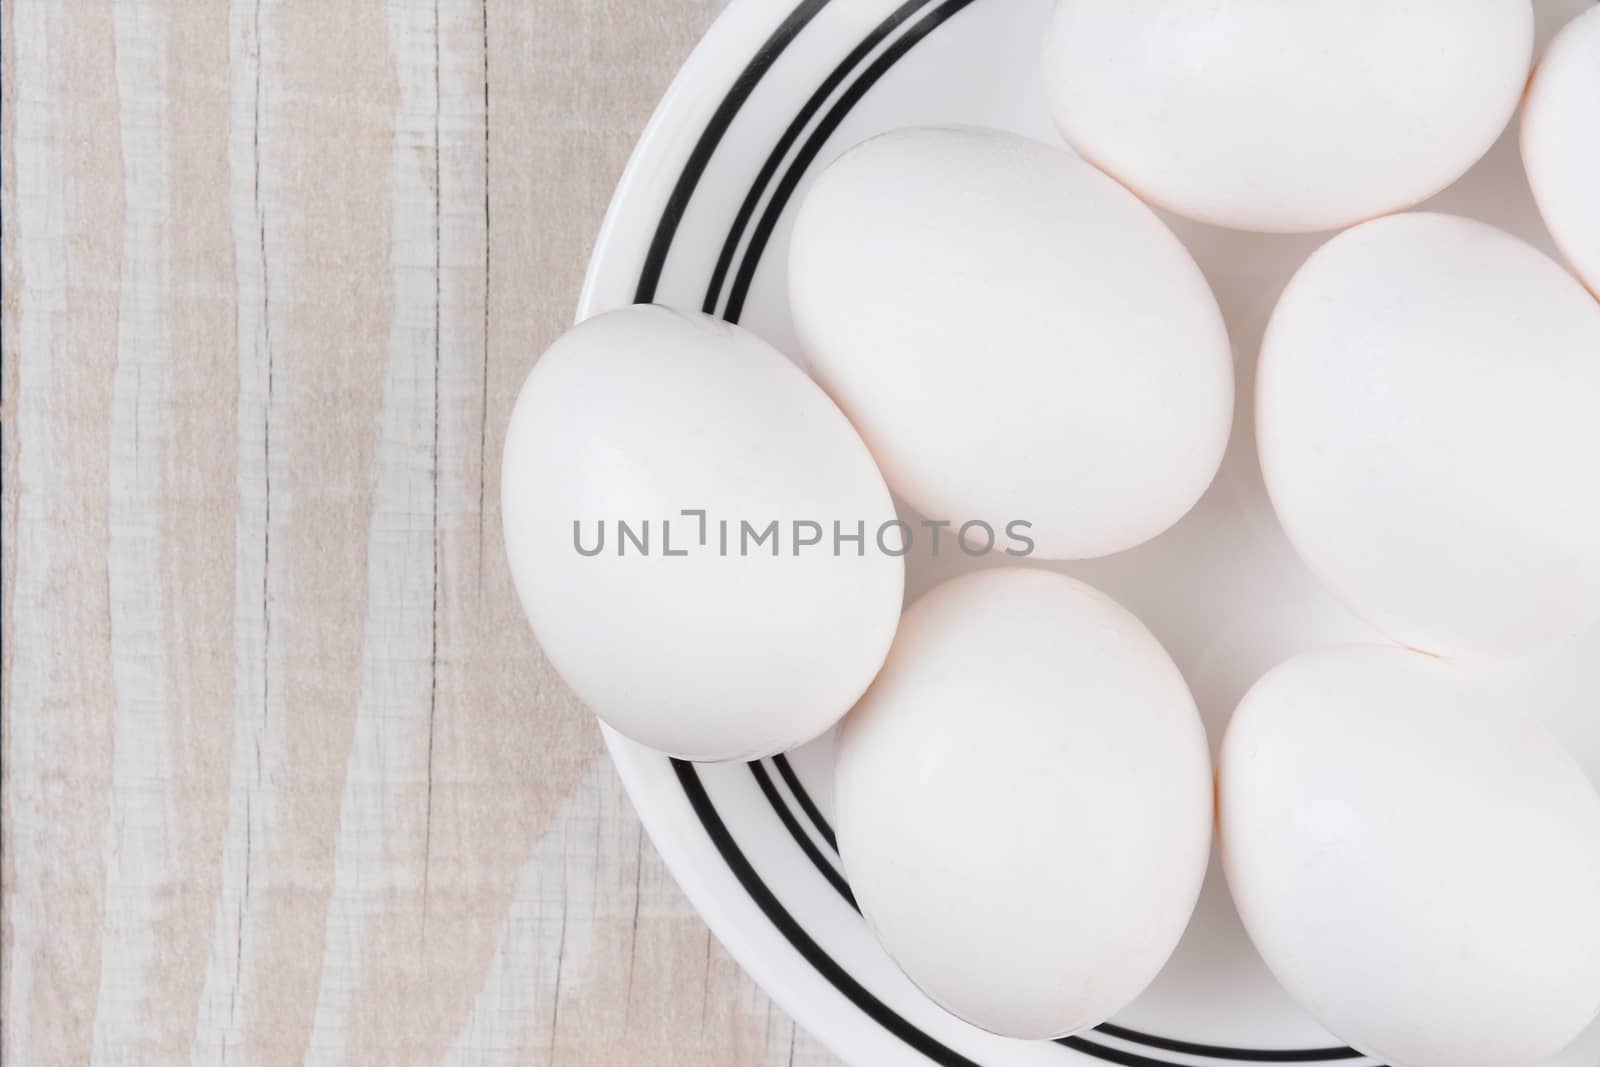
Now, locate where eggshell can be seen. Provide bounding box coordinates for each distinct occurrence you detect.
[1523,4,1600,298]
[834,568,1212,1039]
[788,126,1232,560]
[501,305,903,762]
[1220,646,1600,1067]
[1257,213,1600,657]
[1043,0,1534,233]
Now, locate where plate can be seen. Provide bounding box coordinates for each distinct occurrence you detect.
[574,2,1600,1064]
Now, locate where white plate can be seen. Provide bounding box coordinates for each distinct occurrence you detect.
[575,2,1600,1064]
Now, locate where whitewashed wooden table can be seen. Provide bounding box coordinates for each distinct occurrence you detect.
[1,1,844,1063]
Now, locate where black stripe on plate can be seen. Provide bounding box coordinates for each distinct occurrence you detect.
[1059,1034,1234,1067]
[634,0,831,305]
[747,773,1331,1067]
[679,760,1200,1067]
[721,0,981,324]
[773,752,838,851]
[675,759,987,1067]
[701,0,936,316]
[751,761,856,914]
[750,761,857,908]
[771,757,1370,1064]
[1092,1025,1367,1064]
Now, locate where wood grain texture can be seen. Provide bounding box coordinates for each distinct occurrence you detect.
[1,2,846,1064]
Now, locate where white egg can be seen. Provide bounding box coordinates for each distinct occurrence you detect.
[1043,0,1534,233]
[501,305,903,762]
[788,126,1232,561]
[1220,646,1600,1067]
[1257,213,1600,657]
[1524,4,1600,299]
[834,568,1212,1039]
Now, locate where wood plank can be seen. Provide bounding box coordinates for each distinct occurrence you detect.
[1,1,846,1063]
